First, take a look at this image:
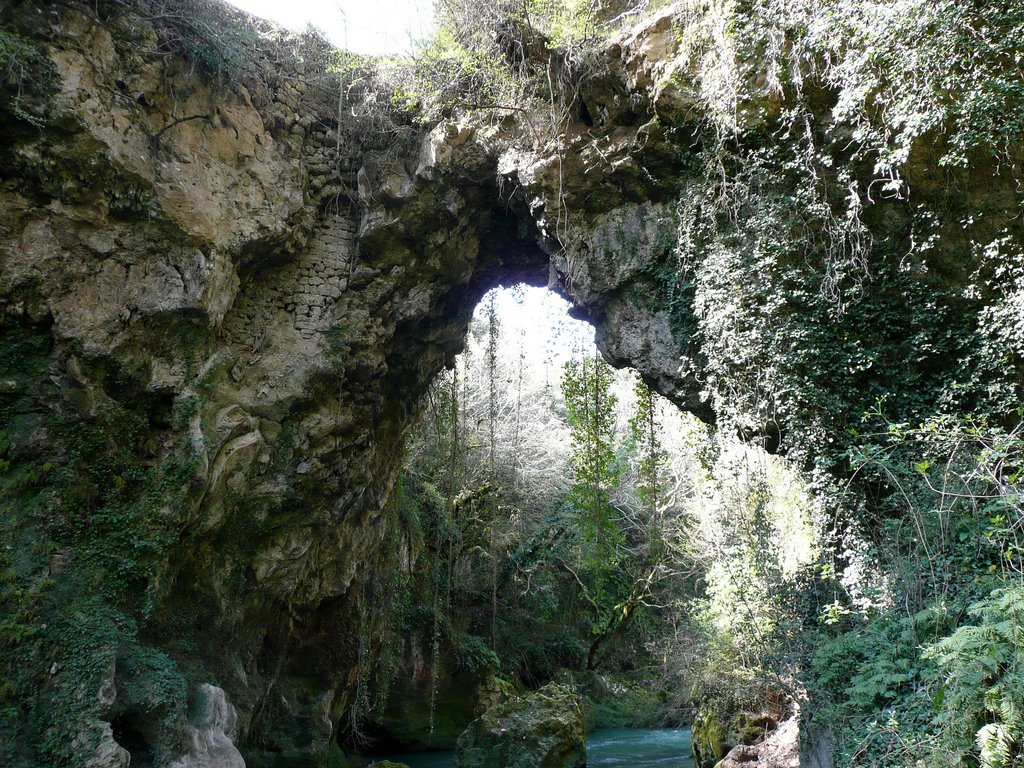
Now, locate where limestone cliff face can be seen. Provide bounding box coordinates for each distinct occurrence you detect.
[1,0,1021,766]
[1,3,565,764]
[0,3,455,764]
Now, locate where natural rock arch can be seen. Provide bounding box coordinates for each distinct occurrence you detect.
[0,6,701,761]
[2,0,1021,765]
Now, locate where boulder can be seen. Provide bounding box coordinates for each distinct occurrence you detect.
[716,744,760,766]
[697,705,801,768]
[170,684,245,768]
[75,721,130,768]
[455,682,586,768]
[722,712,800,768]
[692,708,779,768]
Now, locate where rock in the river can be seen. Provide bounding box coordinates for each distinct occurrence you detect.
[708,706,800,768]
[455,682,586,768]
[692,708,779,768]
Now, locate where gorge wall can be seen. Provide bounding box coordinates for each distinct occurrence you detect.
[1,0,1021,766]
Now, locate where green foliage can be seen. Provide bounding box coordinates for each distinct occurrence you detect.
[675,438,820,741]
[52,398,197,613]
[521,0,601,49]
[0,325,52,427]
[628,375,666,519]
[0,323,200,763]
[452,632,501,674]
[491,504,592,679]
[561,353,623,571]
[0,24,54,128]
[392,289,693,720]
[669,0,1023,470]
[0,325,55,759]
[847,411,1024,600]
[673,119,981,467]
[670,0,1024,727]
[808,0,1024,171]
[36,595,187,767]
[800,413,1024,767]
[138,0,265,82]
[679,0,1024,171]
[388,0,646,124]
[662,1,1024,742]
[924,588,1024,768]
[808,590,1024,768]
[0,552,50,753]
[383,29,520,121]
[811,606,944,731]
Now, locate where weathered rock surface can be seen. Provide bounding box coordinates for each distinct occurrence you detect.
[693,706,801,768]
[77,721,131,768]
[171,685,246,768]
[454,683,586,768]
[714,714,800,768]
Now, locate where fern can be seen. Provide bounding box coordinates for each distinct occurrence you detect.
[979,723,1018,768]
[924,587,1024,768]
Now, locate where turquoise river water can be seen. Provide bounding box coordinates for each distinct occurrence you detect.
[375,727,695,768]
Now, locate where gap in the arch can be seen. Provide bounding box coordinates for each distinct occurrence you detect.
[472,283,596,373]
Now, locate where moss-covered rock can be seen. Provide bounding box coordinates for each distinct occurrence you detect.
[690,709,725,768]
[454,683,586,768]
[691,708,780,768]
